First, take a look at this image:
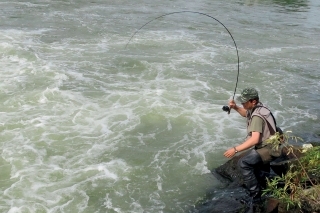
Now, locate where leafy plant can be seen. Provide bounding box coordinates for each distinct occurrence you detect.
[262,131,320,210]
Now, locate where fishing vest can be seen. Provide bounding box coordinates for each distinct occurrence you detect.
[246,105,276,148]
[246,105,281,162]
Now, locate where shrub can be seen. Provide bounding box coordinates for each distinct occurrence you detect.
[263,131,320,210]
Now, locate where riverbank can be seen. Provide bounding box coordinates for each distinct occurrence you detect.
[193,142,320,213]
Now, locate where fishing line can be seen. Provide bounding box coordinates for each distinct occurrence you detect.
[125,11,239,113]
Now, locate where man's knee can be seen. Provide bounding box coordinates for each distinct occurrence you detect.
[237,157,247,170]
[237,150,262,170]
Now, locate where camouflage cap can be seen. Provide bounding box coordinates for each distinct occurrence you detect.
[236,88,259,103]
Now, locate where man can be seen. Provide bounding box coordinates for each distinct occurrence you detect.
[223,88,280,204]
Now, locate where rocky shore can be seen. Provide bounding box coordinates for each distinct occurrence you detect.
[193,143,320,213]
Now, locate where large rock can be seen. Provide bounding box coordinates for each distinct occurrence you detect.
[193,147,300,213]
[193,144,320,213]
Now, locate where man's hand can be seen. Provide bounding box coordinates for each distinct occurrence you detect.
[224,147,237,158]
[228,99,247,117]
[228,99,237,110]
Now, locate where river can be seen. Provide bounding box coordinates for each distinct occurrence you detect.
[0,0,319,212]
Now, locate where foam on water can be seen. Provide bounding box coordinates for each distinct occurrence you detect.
[1,1,320,212]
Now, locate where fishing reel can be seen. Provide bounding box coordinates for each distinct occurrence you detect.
[222,105,230,114]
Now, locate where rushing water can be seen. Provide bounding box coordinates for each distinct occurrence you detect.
[0,0,319,212]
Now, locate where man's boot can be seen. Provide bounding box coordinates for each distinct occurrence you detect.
[240,190,262,205]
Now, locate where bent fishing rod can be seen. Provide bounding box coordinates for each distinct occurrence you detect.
[125,11,239,114]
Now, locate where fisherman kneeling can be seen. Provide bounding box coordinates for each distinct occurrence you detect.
[223,88,283,209]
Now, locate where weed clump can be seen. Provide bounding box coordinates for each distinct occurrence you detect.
[263,131,320,211]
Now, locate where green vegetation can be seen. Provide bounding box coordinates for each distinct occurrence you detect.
[263,131,320,211]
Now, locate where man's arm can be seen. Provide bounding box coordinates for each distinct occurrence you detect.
[223,131,260,158]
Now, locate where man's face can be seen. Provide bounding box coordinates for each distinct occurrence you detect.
[241,99,256,110]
